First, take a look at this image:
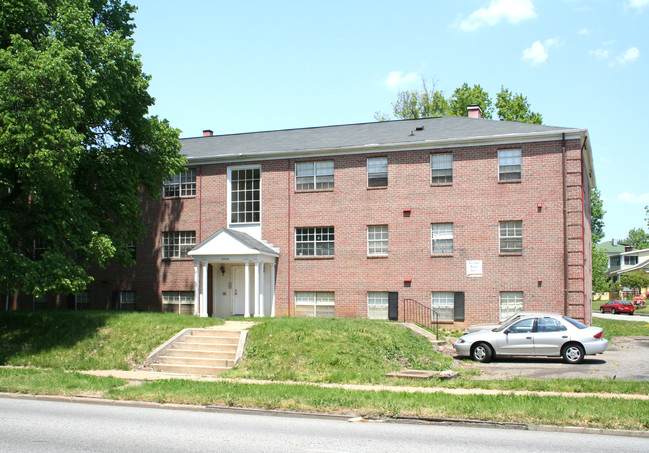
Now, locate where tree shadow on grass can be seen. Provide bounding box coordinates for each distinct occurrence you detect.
[0,310,112,365]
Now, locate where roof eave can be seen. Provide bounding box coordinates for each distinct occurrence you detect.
[185,129,587,165]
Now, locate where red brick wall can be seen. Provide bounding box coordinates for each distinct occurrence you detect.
[81,138,591,324]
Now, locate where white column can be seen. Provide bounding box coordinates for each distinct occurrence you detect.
[200,262,208,317]
[244,261,251,318]
[270,263,276,317]
[259,263,265,317]
[253,262,261,317]
[193,262,200,316]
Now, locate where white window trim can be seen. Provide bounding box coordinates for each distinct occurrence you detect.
[430,152,453,184]
[498,149,522,181]
[163,168,197,198]
[367,225,388,256]
[162,231,196,259]
[295,292,335,317]
[295,227,335,257]
[367,157,388,187]
[431,292,454,322]
[367,292,389,320]
[227,165,262,226]
[499,291,524,320]
[431,223,454,255]
[499,221,523,254]
[295,161,334,191]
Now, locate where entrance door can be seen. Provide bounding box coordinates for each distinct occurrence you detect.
[232,266,246,315]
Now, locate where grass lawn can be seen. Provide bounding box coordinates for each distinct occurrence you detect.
[2,311,649,430]
[0,310,224,370]
[223,317,456,384]
[106,379,649,431]
[592,317,649,338]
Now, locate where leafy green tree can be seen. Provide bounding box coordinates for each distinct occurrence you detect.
[495,87,543,124]
[620,271,649,295]
[0,0,185,301]
[591,189,606,244]
[378,80,543,123]
[376,79,448,121]
[448,83,493,119]
[590,189,609,293]
[625,228,649,250]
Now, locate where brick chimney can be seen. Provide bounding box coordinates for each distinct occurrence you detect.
[467,105,482,119]
[203,129,213,137]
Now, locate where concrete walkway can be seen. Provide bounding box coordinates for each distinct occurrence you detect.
[78,369,649,401]
[593,312,649,322]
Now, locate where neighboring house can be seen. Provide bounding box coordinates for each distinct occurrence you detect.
[607,244,649,282]
[20,108,596,326]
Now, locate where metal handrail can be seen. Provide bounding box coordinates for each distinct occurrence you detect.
[402,298,439,340]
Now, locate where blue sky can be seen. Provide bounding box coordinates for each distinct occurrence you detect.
[131,0,648,242]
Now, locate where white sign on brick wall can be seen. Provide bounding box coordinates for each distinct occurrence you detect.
[466,260,483,277]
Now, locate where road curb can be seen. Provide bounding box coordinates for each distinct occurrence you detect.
[2,391,649,438]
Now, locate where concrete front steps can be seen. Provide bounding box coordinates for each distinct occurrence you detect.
[146,328,247,375]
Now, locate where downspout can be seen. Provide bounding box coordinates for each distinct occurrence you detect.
[199,166,203,242]
[581,137,588,322]
[287,159,292,316]
[562,134,568,315]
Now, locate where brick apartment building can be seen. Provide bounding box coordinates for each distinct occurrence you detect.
[26,108,596,326]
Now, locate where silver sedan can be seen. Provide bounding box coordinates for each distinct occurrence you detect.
[453,314,608,364]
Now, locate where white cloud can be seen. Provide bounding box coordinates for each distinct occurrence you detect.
[628,0,649,10]
[522,39,558,65]
[589,49,609,60]
[459,0,536,32]
[578,28,589,35]
[384,71,420,90]
[617,192,649,203]
[590,44,640,66]
[617,46,640,64]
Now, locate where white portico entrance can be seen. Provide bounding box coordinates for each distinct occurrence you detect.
[188,228,279,318]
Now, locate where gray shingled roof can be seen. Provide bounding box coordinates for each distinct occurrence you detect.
[192,227,279,256]
[180,116,584,161]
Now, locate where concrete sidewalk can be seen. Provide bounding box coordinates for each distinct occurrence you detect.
[79,368,649,401]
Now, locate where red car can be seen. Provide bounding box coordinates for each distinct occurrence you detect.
[600,300,635,315]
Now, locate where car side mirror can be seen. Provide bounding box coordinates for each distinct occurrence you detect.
[504,329,510,334]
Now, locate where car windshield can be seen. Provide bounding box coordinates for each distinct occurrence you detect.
[619,301,632,305]
[562,316,587,329]
[493,317,522,332]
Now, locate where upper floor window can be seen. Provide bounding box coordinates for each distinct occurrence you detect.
[295,227,334,257]
[498,149,521,181]
[162,231,196,259]
[296,161,334,191]
[33,238,46,260]
[431,223,453,254]
[624,255,639,266]
[431,153,453,184]
[230,167,260,224]
[367,225,388,256]
[610,256,621,267]
[499,221,523,254]
[367,157,388,187]
[163,169,196,197]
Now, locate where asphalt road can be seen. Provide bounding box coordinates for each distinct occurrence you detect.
[1,397,647,452]
[462,313,649,381]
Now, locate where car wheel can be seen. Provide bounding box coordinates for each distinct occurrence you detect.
[471,342,493,363]
[611,308,616,314]
[630,312,634,316]
[562,344,585,364]
[599,307,604,313]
